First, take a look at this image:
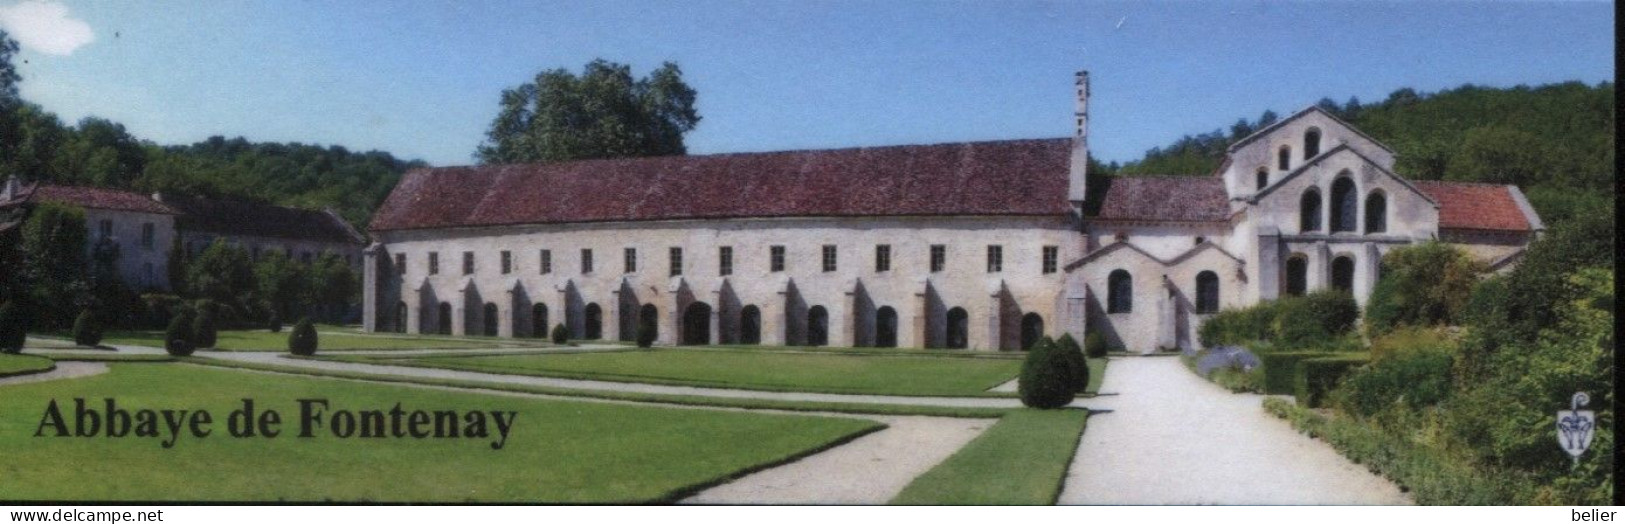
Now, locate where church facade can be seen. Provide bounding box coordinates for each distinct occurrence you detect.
[362,72,1542,352]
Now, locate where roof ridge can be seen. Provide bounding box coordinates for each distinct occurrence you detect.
[421,137,1073,171]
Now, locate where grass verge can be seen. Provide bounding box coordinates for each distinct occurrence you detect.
[185,357,1013,419]
[0,353,56,378]
[890,408,1089,505]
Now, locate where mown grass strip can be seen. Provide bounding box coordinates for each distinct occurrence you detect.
[184,357,1014,419]
[890,408,1089,505]
[0,353,57,378]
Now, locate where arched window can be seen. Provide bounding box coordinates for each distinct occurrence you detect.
[1278,146,1292,171]
[1332,256,1355,292]
[875,307,898,348]
[739,305,760,344]
[1304,128,1321,159]
[1256,168,1268,190]
[1300,189,1322,232]
[1285,256,1308,297]
[1195,271,1220,314]
[1019,313,1044,351]
[436,302,452,335]
[639,304,659,344]
[584,303,602,340]
[807,306,829,347]
[945,307,969,349]
[1364,192,1387,233]
[1331,176,1357,232]
[682,302,712,345]
[531,303,549,338]
[482,303,498,336]
[1107,270,1133,313]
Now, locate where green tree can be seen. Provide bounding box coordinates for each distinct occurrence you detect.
[1363,242,1484,336]
[476,59,701,164]
[186,239,256,306]
[0,300,24,353]
[309,252,358,322]
[288,317,318,356]
[254,250,309,319]
[19,202,88,328]
[1018,337,1076,409]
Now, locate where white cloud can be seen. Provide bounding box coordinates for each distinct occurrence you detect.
[0,1,94,56]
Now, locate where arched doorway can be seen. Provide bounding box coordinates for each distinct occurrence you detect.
[394,302,407,333]
[682,302,713,345]
[1331,256,1355,292]
[739,305,761,345]
[584,303,602,340]
[1285,256,1308,297]
[482,303,498,336]
[638,304,658,343]
[875,306,898,348]
[946,307,969,349]
[807,306,828,347]
[1020,313,1044,351]
[531,303,549,338]
[436,302,452,335]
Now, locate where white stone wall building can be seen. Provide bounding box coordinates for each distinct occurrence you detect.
[363,72,1543,352]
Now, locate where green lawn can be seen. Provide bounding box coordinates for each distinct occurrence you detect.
[890,409,1089,504]
[385,348,1025,397]
[0,363,881,502]
[44,329,525,351]
[0,354,54,377]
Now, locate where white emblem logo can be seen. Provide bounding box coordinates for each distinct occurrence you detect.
[1556,392,1595,467]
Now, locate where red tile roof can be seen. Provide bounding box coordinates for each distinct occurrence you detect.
[1412,180,1532,232]
[369,139,1074,231]
[1090,176,1231,223]
[3,183,179,215]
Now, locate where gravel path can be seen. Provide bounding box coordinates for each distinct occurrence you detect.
[1058,357,1409,505]
[682,416,992,504]
[196,352,1044,408]
[0,361,109,386]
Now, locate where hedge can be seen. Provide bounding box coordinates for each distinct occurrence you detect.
[1293,355,1371,408]
[1261,352,1333,395]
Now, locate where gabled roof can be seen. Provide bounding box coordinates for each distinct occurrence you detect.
[1412,180,1536,232]
[157,193,365,244]
[1226,105,1397,154]
[0,183,180,215]
[369,139,1074,232]
[1088,176,1230,223]
[1249,144,1439,206]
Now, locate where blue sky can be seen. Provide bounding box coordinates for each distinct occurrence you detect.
[4,1,1614,167]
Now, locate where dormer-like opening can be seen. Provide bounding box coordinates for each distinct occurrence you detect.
[1304,128,1322,159]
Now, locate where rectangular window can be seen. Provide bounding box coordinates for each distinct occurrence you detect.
[930,245,946,272]
[1042,246,1058,274]
[394,253,405,273]
[462,251,475,275]
[581,249,593,274]
[770,245,785,272]
[986,245,1003,273]
[669,247,683,276]
[624,248,637,273]
[428,252,439,275]
[719,246,733,276]
[501,250,512,274]
[99,219,112,239]
[539,249,552,274]
[141,223,155,249]
[875,244,891,272]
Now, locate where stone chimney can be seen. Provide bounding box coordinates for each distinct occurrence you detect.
[1068,71,1090,208]
[1,175,20,202]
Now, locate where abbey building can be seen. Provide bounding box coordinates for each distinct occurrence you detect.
[361,72,1542,352]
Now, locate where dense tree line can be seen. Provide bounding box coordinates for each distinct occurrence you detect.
[1115,82,1614,226]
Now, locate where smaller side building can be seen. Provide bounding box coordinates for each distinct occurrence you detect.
[0,177,180,291]
[155,193,367,271]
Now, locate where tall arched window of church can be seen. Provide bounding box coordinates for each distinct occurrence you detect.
[1304,128,1321,159]
[1331,176,1358,232]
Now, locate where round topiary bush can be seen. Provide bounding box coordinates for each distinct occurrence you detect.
[1055,333,1091,393]
[0,301,26,354]
[636,316,656,348]
[1083,330,1108,359]
[550,323,568,344]
[164,312,195,356]
[192,305,218,349]
[267,312,283,333]
[1018,337,1076,409]
[287,317,318,356]
[72,309,103,347]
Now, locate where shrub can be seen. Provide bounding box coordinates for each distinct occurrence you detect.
[72,309,102,347]
[1198,300,1281,347]
[1294,355,1369,408]
[1018,337,1076,409]
[139,293,185,330]
[550,323,568,344]
[0,301,25,354]
[1054,333,1090,393]
[164,312,195,357]
[1082,330,1108,358]
[267,312,283,333]
[192,304,219,350]
[1275,290,1359,349]
[1334,343,1454,417]
[287,317,318,356]
[635,313,656,348]
[1363,242,1483,337]
[1262,351,1363,395]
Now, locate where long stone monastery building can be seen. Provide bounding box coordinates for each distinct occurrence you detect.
[362,72,1543,352]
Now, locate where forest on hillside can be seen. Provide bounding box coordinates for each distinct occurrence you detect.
[1107,81,1615,227]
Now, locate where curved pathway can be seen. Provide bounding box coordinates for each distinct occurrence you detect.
[1058,356,1408,505]
[0,361,110,386]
